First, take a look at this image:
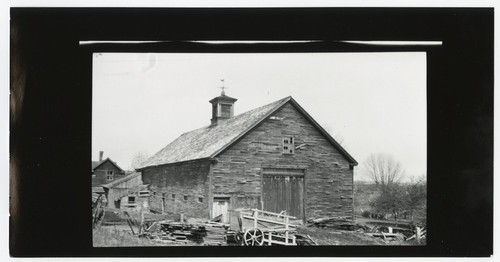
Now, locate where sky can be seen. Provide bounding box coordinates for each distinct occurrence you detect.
[92,52,426,181]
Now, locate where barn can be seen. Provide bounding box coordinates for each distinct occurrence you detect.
[137,92,357,223]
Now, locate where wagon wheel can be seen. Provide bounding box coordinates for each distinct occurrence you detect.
[243,228,264,246]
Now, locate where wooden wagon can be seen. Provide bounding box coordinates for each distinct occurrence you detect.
[238,209,297,246]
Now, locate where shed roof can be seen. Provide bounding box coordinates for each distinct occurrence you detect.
[102,172,141,188]
[139,96,357,169]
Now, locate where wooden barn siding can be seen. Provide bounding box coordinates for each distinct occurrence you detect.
[212,103,354,220]
[118,192,150,213]
[105,175,144,206]
[92,161,125,186]
[112,175,142,189]
[142,160,211,218]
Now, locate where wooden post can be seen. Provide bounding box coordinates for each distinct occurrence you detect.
[416,226,421,244]
[253,210,258,229]
[180,212,185,224]
[388,227,393,234]
[285,216,289,245]
[239,212,244,231]
[139,207,145,234]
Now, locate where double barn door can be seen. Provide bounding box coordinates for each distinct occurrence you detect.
[262,168,305,220]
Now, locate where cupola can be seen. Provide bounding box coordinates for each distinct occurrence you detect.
[209,89,237,125]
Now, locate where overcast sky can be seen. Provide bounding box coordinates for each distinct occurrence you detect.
[92,52,426,181]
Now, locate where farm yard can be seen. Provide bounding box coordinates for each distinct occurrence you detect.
[90,79,426,247]
[93,204,426,247]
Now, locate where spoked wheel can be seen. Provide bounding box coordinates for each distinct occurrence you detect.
[243,228,264,246]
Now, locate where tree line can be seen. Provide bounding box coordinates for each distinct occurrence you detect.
[363,153,426,223]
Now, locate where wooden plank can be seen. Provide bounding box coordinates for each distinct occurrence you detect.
[241,215,297,227]
[291,176,298,219]
[278,176,285,215]
[272,176,281,213]
[242,209,297,219]
[286,176,292,217]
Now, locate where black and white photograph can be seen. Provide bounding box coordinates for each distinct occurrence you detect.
[91,52,427,246]
[9,6,493,258]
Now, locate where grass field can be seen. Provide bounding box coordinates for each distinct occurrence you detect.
[93,226,158,247]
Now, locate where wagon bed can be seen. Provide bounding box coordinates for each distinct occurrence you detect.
[238,209,297,246]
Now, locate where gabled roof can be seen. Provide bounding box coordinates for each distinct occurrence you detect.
[92,158,125,173]
[91,161,102,170]
[139,96,357,169]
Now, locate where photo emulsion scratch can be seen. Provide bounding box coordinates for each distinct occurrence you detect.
[91,53,427,247]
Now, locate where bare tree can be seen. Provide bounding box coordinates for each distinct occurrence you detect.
[364,153,405,189]
[130,151,150,170]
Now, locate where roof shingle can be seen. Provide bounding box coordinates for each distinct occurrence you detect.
[139,97,290,168]
[139,96,358,169]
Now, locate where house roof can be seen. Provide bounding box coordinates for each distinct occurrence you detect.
[91,161,102,170]
[139,96,357,169]
[101,172,141,188]
[92,158,125,173]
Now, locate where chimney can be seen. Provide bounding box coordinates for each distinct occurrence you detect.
[99,151,104,161]
[209,91,237,125]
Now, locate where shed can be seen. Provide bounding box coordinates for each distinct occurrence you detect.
[101,172,150,212]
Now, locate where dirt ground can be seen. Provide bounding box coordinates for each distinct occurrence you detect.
[94,223,421,247]
[94,208,424,247]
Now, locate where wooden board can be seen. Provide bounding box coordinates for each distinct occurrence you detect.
[212,197,230,223]
[262,174,304,220]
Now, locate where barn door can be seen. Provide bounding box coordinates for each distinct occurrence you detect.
[212,197,230,223]
[262,170,304,220]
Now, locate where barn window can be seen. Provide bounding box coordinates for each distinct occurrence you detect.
[219,103,232,117]
[171,194,176,199]
[198,197,203,203]
[184,195,188,201]
[282,136,295,154]
[128,196,136,204]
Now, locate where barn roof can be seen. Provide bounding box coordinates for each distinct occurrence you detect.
[139,96,357,169]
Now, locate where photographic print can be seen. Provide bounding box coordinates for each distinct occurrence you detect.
[10,6,493,257]
[91,52,427,247]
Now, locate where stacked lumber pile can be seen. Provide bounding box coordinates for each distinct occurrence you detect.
[202,222,227,245]
[307,216,368,231]
[143,220,229,245]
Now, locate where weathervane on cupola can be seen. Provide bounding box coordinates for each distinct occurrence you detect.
[209,79,237,125]
[219,79,227,96]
